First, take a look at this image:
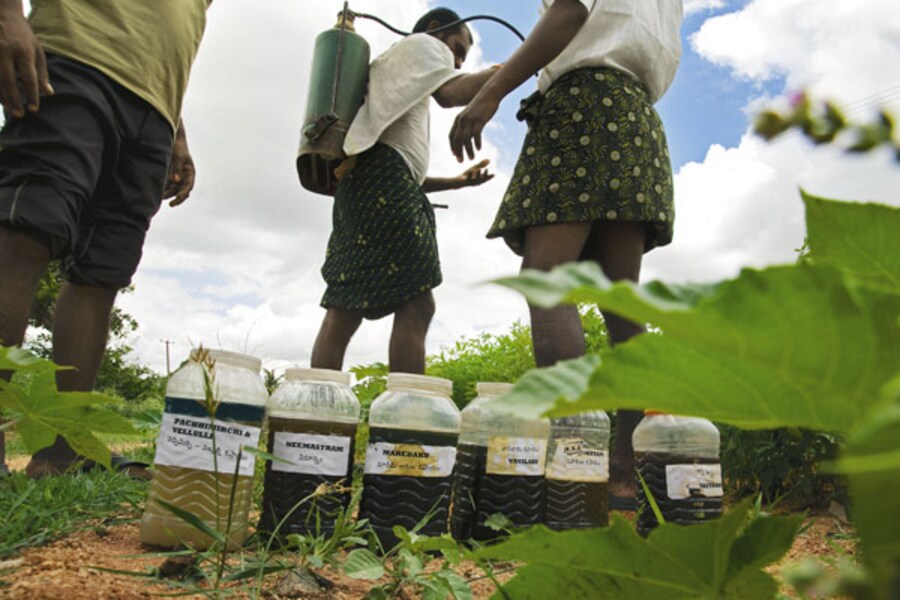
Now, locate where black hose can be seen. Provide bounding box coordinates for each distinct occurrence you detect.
[350,11,526,42]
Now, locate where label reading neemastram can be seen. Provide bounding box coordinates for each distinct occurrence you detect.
[665,464,723,500]
[486,436,547,476]
[546,438,609,482]
[271,432,352,476]
[364,442,456,478]
[154,400,262,477]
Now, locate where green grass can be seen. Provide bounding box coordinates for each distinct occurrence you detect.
[0,467,148,559]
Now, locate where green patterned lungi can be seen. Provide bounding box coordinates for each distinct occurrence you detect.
[488,67,675,254]
[321,143,441,320]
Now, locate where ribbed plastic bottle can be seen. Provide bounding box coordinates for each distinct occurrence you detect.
[632,413,723,536]
[451,382,549,542]
[358,373,460,550]
[140,350,267,549]
[258,368,359,538]
[544,411,611,530]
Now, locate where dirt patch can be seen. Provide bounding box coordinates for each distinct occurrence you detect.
[0,514,856,599]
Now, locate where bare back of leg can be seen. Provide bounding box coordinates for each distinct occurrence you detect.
[521,222,593,367]
[311,308,364,371]
[389,291,436,374]
[581,220,647,501]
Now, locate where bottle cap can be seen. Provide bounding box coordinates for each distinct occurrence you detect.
[475,382,514,397]
[285,367,351,385]
[387,373,453,396]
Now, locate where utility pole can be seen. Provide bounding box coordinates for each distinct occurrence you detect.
[161,339,174,376]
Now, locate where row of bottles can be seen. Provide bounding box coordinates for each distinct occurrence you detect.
[139,349,723,550]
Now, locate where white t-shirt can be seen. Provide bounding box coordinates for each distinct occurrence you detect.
[538,0,684,103]
[343,34,459,184]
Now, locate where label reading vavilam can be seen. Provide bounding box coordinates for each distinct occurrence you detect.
[271,432,352,476]
[154,409,261,477]
[546,438,609,482]
[665,464,723,500]
[486,436,547,476]
[364,442,456,477]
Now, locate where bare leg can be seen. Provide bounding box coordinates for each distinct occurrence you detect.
[311,308,364,370]
[582,221,646,500]
[521,223,593,367]
[388,291,435,374]
[26,282,118,475]
[0,225,52,472]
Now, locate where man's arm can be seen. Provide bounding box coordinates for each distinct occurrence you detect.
[422,159,494,193]
[0,0,52,118]
[433,65,501,108]
[163,119,196,207]
[449,0,588,161]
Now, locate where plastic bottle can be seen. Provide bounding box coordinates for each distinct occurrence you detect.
[358,373,460,550]
[544,410,611,530]
[258,368,360,537]
[451,382,549,542]
[632,412,723,535]
[140,349,268,549]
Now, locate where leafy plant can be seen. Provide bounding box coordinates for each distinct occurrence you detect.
[0,346,137,467]
[483,192,899,597]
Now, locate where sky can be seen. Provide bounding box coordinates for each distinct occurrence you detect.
[21,1,900,374]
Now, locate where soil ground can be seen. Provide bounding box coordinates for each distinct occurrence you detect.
[0,510,855,599]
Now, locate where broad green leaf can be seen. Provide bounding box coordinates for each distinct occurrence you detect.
[477,500,800,599]
[803,192,900,294]
[344,548,385,580]
[840,383,900,597]
[0,345,65,372]
[0,369,135,466]
[494,263,899,432]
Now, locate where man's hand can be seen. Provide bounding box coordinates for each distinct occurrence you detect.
[163,121,195,206]
[449,91,501,162]
[455,158,494,188]
[0,5,52,118]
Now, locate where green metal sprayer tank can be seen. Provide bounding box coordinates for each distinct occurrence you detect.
[296,10,370,196]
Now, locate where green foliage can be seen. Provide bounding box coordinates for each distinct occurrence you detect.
[754,93,899,160]
[488,193,900,597]
[426,308,609,408]
[0,346,137,467]
[720,426,844,508]
[477,499,801,599]
[0,469,146,559]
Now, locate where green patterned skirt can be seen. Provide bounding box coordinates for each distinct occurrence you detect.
[321,143,441,320]
[488,67,675,254]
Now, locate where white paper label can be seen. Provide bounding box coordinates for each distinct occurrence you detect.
[154,412,261,476]
[364,442,456,477]
[546,438,609,482]
[486,436,547,476]
[271,432,352,476]
[665,464,723,500]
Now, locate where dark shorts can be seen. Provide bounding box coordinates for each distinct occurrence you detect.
[0,54,173,288]
[487,67,675,255]
[321,144,441,320]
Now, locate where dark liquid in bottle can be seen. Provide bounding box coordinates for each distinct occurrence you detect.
[544,480,609,530]
[635,452,722,536]
[359,427,458,551]
[450,443,545,542]
[258,418,357,538]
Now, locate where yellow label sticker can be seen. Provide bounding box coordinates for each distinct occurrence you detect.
[364,442,456,477]
[486,436,547,476]
[546,438,609,482]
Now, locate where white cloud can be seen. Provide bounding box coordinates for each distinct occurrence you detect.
[643,0,900,285]
[683,0,726,17]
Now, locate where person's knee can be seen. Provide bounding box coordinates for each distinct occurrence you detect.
[397,292,435,329]
[322,309,363,340]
